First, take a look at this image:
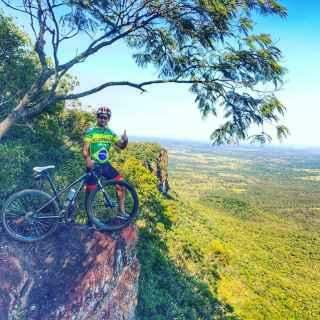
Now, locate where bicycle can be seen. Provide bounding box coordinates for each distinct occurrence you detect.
[1,164,139,242]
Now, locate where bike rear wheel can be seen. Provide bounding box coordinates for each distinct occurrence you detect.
[2,189,60,242]
[86,180,139,231]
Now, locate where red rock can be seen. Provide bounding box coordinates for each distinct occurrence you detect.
[0,224,140,320]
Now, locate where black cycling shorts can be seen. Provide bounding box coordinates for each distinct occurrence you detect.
[85,162,122,191]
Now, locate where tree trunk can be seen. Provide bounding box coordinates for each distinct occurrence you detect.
[0,92,32,141]
[0,113,17,141]
[0,224,140,320]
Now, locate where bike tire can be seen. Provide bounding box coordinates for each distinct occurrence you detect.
[2,189,60,242]
[86,180,139,231]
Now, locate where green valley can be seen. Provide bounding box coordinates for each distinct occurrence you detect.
[161,143,320,319]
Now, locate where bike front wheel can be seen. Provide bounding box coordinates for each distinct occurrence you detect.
[86,180,139,231]
[2,189,60,242]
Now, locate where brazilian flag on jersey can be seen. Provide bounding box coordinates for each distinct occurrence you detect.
[83,127,119,164]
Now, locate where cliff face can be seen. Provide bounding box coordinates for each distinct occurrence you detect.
[156,149,169,194]
[0,225,139,320]
[144,148,169,194]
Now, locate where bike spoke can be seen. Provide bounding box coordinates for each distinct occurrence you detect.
[9,200,26,215]
[19,196,30,212]
[5,209,24,217]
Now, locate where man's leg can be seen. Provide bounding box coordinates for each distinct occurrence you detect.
[85,168,97,225]
[114,175,126,214]
[102,163,126,214]
[85,172,97,200]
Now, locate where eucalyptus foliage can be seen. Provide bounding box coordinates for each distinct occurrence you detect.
[0,0,288,143]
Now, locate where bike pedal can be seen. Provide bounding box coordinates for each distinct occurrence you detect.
[115,213,130,220]
[87,224,97,230]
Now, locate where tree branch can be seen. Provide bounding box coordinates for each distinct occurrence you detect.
[0,97,13,108]
[56,78,225,101]
[0,0,37,18]
[58,12,159,74]
[46,0,60,73]
[33,0,48,70]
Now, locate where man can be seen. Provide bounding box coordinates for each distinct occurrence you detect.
[83,106,128,215]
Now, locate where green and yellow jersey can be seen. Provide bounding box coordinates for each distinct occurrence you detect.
[83,126,119,163]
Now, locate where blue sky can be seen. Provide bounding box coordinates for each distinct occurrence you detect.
[4,1,320,145]
[253,0,320,146]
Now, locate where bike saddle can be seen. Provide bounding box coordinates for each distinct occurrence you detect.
[33,165,55,173]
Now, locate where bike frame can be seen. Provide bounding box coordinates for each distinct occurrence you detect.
[34,169,105,219]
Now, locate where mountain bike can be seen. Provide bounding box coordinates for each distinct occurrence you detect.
[1,164,139,242]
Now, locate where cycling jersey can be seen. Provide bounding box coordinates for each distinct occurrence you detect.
[83,127,119,164]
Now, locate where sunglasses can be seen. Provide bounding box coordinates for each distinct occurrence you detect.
[97,115,110,120]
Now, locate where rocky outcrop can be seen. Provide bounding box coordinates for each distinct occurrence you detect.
[156,149,169,194]
[0,225,139,320]
[144,148,169,194]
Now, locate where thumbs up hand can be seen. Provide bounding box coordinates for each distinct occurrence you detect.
[121,130,128,142]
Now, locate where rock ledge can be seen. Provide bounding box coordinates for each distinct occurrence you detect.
[0,225,139,320]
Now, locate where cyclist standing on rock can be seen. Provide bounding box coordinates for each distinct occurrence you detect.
[1,105,137,242]
[83,106,128,217]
